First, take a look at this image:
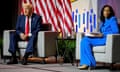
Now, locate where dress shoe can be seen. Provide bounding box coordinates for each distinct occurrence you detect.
[78,65,89,70]
[7,58,18,64]
[21,57,28,65]
[21,52,32,65]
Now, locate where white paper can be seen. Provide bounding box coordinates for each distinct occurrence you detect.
[85,33,95,37]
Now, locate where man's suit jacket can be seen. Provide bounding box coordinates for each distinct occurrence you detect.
[16,13,42,36]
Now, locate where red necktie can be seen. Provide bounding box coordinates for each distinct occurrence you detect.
[25,16,29,36]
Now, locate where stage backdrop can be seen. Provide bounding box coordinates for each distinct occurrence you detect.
[18,0,120,35]
[71,0,98,33]
[71,0,120,33]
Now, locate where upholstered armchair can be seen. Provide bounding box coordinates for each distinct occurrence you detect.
[3,23,58,62]
[75,32,120,68]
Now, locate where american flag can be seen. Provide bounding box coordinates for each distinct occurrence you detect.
[21,0,73,38]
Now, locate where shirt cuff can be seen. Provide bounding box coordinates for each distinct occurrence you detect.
[28,33,32,37]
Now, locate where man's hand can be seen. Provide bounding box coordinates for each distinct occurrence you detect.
[20,33,28,40]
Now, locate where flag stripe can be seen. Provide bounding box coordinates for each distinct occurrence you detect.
[38,0,47,22]
[56,0,67,36]
[46,0,57,31]
[64,0,73,27]
[48,0,58,31]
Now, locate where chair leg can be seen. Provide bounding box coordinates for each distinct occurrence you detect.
[3,56,7,64]
[75,59,79,67]
[103,63,106,68]
[110,63,115,70]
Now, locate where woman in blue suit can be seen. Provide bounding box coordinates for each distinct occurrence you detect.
[78,5,119,69]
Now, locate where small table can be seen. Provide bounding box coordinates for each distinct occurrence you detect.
[56,37,76,65]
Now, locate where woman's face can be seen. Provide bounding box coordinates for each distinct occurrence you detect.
[103,7,111,18]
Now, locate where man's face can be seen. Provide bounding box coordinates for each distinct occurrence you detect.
[23,6,32,16]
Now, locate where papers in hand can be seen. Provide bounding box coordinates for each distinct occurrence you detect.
[85,33,95,37]
[84,32,100,37]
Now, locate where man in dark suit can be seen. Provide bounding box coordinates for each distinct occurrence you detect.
[7,3,42,65]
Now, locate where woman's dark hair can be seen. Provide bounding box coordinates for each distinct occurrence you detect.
[100,5,115,23]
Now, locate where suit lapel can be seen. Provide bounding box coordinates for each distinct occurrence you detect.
[22,15,26,32]
[31,14,35,30]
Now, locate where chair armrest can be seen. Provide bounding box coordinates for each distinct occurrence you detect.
[4,30,16,32]
[3,30,16,56]
[105,34,120,63]
[37,31,58,57]
[40,23,52,31]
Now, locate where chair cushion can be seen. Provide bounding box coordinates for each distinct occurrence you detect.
[93,46,106,53]
[18,41,28,48]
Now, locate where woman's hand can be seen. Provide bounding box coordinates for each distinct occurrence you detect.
[90,33,103,37]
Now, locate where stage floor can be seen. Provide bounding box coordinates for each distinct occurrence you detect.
[0,54,120,72]
[0,62,120,72]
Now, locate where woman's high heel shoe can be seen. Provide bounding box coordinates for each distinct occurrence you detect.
[77,65,89,70]
[78,65,95,70]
